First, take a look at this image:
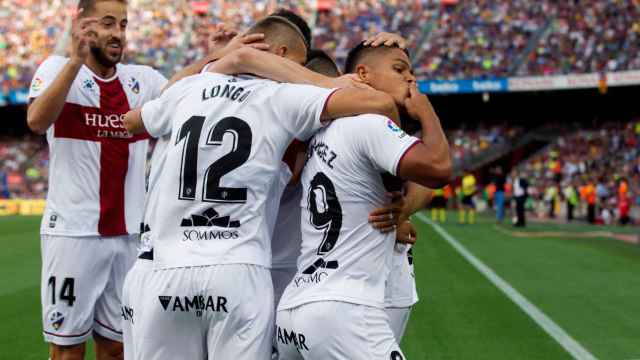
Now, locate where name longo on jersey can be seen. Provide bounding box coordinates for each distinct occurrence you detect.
[140,72,336,270]
[278,115,421,310]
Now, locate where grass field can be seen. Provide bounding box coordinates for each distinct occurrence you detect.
[1,214,639,359]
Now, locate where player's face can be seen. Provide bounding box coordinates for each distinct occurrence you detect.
[88,1,128,68]
[362,48,416,107]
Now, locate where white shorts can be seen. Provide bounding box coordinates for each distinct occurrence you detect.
[385,306,412,342]
[276,301,406,360]
[41,234,137,346]
[122,252,153,360]
[134,264,274,360]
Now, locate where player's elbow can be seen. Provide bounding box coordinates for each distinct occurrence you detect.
[400,150,453,188]
[26,108,49,135]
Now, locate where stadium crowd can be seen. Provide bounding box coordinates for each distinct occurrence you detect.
[0,135,48,199]
[3,0,640,92]
[514,121,640,225]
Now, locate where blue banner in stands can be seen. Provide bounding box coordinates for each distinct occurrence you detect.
[1,89,29,105]
[418,78,509,94]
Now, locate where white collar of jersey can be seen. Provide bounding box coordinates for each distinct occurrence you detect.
[81,62,120,82]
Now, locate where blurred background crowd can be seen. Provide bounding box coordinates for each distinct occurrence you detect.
[3,0,640,91]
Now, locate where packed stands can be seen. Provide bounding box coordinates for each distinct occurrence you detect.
[516,121,640,224]
[0,135,48,199]
[3,0,640,92]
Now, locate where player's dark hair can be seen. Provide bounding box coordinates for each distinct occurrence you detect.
[78,0,126,15]
[248,16,308,61]
[344,41,411,74]
[269,9,312,49]
[306,49,340,77]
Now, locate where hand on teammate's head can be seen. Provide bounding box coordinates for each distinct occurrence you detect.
[208,24,238,52]
[221,32,270,54]
[363,32,407,50]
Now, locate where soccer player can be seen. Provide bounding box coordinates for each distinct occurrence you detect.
[276,45,451,359]
[342,38,443,343]
[121,15,401,359]
[460,170,478,224]
[26,1,167,358]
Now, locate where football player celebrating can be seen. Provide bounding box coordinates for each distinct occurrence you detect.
[122,15,401,359]
[27,1,167,359]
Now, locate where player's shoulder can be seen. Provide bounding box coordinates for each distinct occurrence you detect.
[117,63,165,80]
[37,55,69,70]
[331,113,394,133]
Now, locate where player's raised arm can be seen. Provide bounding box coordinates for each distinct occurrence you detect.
[396,86,452,188]
[27,16,98,134]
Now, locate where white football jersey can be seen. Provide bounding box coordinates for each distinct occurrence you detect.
[385,243,418,308]
[140,73,336,270]
[278,115,421,310]
[28,56,167,237]
[139,135,172,253]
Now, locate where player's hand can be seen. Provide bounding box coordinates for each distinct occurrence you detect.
[368,192,404,233]
[222,32,270,53]
[319,74,372,90]
[396,221,417,245]
[208,24,238,52]
[403,83,430,121]
[363,32,407,49]
[70,10,98,63]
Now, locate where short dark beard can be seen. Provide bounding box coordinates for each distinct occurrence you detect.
[90,46,120,69]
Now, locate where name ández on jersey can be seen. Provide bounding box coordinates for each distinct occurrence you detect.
[307,139,338,169]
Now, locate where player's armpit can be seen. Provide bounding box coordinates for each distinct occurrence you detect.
[320,87,399,123]
[123,108,145,135]
[397,142,452,189]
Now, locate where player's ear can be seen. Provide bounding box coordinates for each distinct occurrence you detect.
[275,45,288,58]
[355,64,370,83]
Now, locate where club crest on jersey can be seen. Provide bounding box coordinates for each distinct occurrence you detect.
[31,77,44,92]
[127,77,140,94]
[49,311,65,330]
[83,79,96,93]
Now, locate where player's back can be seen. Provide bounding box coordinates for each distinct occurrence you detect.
[141,72,335,270]
[279,115,421,310]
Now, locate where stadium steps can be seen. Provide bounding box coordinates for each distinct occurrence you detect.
[512,17,555,76]
[453,127,559,176]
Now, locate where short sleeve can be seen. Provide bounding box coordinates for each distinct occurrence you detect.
[28,56,68,99]
[356,115,421,176]
[149,69,168,99]
[141,85,177,138]
[271,84,338,141]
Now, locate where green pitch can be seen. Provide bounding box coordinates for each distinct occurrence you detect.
[1,214,639,359]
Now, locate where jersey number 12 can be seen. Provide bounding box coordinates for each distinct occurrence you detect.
[176,115,252,203]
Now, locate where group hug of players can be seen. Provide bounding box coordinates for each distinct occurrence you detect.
[26,0,451,359]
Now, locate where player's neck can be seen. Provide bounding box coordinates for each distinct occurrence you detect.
[85,56,117,79]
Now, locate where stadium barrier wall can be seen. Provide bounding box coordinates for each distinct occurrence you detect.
[0,199,46,216]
